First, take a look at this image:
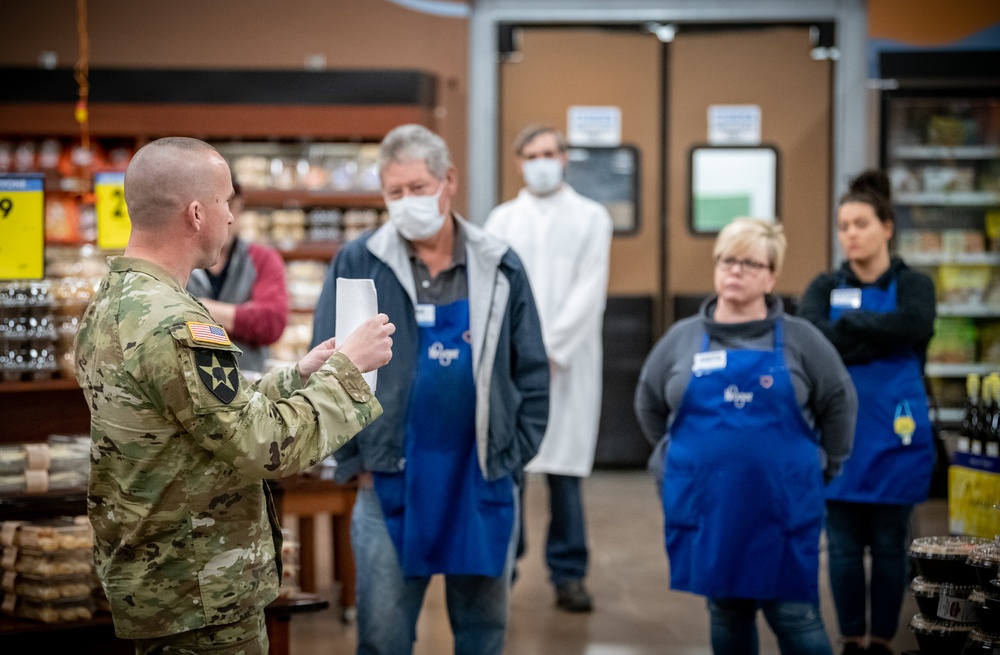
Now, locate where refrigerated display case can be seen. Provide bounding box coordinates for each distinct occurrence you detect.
[880,53,1000,427]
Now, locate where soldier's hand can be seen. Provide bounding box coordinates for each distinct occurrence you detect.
[338,313,395,373]
[297,337,338,381]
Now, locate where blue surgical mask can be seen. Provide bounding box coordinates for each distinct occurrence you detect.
[386,182,445,241]
[522,158,564,195]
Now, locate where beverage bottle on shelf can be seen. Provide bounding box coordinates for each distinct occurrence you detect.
[971,374,990,456]
[959,373,980,453]
[989,373,1000,459]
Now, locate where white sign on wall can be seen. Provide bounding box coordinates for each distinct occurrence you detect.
[567,106,621,146]
[707,105,761,145]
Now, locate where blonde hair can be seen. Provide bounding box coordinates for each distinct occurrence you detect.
[712,218,787,276]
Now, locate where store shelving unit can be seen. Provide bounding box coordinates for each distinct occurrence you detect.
[884,91,1000,420]
[0,70,436,646]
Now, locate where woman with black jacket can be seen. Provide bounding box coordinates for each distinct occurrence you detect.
[799,170,937,655]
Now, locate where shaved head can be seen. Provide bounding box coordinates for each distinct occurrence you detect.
[124,137,226,229]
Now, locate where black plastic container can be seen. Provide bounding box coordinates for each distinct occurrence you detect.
[981,580,1000,636]
[910,536,991,585]
[910,614,974,655]
[912,577,979,623]
[967,541,1000,590]
[961,629,1000,655]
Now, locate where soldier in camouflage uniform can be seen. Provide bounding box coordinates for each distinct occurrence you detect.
[73,137,395,655]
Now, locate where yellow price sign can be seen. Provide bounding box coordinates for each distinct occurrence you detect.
[95,172,131,250]
[0,174,45,280]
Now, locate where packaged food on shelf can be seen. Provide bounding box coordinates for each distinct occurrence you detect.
[897,230,943,257]
[2,547,94,577]
[927,114,968,146]
[2,572,96,601]
[938,265,992,304]
[0,437,88,478]
[908,613,973,654]
[927,317,978,364]
[278,528,300,598]
[1,517,92,551]
[0,469,88,497]
[268,313,313,365]
[909,535,988,585]
[286,261,327,311]
[1,593,95,623]
[942,230,986,255]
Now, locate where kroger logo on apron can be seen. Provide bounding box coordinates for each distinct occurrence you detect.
[428,341,461,366]
[723,384,754,409]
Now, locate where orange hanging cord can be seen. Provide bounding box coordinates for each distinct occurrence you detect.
[74,0,90,155]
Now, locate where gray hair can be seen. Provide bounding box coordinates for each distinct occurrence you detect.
[378,124,452,180]
[713,217,787,276]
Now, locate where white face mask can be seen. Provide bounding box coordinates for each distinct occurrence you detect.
[522,157,564,195]
[386,182,446,241]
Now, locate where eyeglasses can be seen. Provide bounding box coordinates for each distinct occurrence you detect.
[715,256,771,273]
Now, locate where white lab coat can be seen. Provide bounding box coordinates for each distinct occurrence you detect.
[485,185,613,476]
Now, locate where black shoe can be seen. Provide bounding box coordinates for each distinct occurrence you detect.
[867,642,893,655]
[555,580,593,613]
[840,642,866,655]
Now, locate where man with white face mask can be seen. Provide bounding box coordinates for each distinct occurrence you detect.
[311,124,550,655]
[485,125,613,613]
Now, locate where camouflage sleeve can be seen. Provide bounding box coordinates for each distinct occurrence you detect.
[139,324,382,479]
[253,365,303,401]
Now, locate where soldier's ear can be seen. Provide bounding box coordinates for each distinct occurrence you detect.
[184,200,203,232]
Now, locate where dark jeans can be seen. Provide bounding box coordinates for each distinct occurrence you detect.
[825,500,914,641]
[708,598,832,655]
[518,473,588,585]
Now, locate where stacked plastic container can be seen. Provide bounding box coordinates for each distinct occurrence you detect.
[278,527,301,599]
[1,516,100,623]
[0,281,57,382]
[0,436,89,497]
[908,535,1000,654]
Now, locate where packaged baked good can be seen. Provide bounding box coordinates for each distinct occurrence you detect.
[910,536,990,585]
[908,613,973,655]
[1,593,95,623]
[2,571,95,601]
[1,517,92,551]
[1,547,94,576]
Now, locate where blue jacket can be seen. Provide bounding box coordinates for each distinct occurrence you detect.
[311,216,550,483]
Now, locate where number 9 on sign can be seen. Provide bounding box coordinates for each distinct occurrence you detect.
[0,174,45,280]
[95,172,131,250]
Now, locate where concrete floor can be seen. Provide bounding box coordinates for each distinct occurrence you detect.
[285,469,948,655]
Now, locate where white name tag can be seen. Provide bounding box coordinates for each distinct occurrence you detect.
[415,303,436,327]
[830,288,862,309]
[693,350,727,374]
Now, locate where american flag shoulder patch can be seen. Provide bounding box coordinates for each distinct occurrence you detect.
[186,321,232,346]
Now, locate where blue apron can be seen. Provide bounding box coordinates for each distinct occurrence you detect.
[825,278,935,504]
[662,320,824,602]
[373,299,514,578]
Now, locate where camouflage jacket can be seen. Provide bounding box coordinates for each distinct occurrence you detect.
[74,257,381,639]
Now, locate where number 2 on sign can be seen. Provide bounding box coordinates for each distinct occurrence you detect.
[95,173,131,249]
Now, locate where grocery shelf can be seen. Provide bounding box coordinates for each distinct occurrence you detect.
[904,252,1000,267]
[895,191,1000,206]
[925,362,1000,378]
[891,145,1000,160]
[242,189,383,209]
[936,303,1000,317]
[931,407,964,424]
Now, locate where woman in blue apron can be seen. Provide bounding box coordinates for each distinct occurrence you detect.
[635,218,858,655]
[799,170,936,655]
